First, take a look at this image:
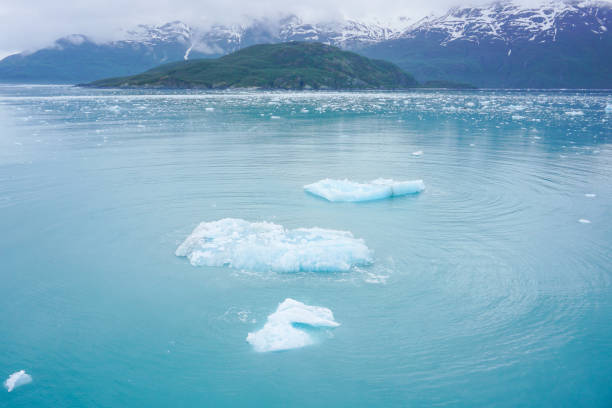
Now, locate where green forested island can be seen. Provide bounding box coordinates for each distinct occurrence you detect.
[84,42,471,90]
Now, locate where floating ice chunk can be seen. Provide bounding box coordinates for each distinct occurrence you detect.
[246,298,339,352]
[205,107,214,112]
[565,110,584,116]
[412,150,423,156]
[585,193,596,198]
[363,271,389,284]
[512,115,525,120]
[4,370,32,392]
[304,178,425,202]
[270,115,281,119]
[605,104,612,113]
[578,219,591,224]
[176,218,371,273]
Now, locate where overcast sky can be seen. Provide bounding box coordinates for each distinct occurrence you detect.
[0,0,556,58]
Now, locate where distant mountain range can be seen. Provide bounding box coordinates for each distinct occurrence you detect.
[0,0,610,88]
[363,0,612,87]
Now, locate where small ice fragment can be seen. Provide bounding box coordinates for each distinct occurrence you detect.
[412,150,423,156]
[605,104,612,113]
[585,193,596,198]
[578,219,591,224]
[565,110,584,116]
[270,115,281,119]
[512,115,525,120]
[304,178,425,202]
[205,107,214,112]
[246,298,340,352]
[4,370,32,392]
[364,271,389,284]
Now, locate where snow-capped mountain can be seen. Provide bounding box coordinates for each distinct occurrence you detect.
[113,0,609,57]
[124,21,193,45]
[402,0,610,44]
[277,16,404,48]
[362,0,611,87]
[0,0,610,87]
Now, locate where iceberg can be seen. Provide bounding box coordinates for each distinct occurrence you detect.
[304,178,425,202]
[605,104,612,113]
[4,370,32,392]
[246,298,340,352]
[175,218,371,273]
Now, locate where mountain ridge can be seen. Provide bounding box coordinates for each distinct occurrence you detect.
[0,0,610,87]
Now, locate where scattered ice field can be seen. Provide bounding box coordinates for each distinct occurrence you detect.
[0,85,610,407]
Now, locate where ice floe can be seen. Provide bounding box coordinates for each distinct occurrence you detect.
[246,298,340,352]
[565,110,584,116]
[106,105,121,114]
[175,218,371,272]
[4,370,32,392]
[304,178,425,202]
[578,219,591,224]
[412,150,423,156]
[605,104,612,113]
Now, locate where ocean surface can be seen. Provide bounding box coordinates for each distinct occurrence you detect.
[0,85,611,407]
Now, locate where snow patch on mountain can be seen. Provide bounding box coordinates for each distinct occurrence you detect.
[402,0,610,44]
[3,0,610,61]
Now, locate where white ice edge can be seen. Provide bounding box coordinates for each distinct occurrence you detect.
[304,178,425,202]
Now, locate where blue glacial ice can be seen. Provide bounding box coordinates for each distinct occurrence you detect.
[4,370,32,392]
[175,218,372,273]
[304,178,425,202]
[246,298,340,352]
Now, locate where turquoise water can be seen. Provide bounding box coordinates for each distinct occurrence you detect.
[0,85,611,407]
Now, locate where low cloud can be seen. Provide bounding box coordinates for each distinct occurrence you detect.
[0,0,550,56]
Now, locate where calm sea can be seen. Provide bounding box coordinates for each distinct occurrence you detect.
[1,85,611,407]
